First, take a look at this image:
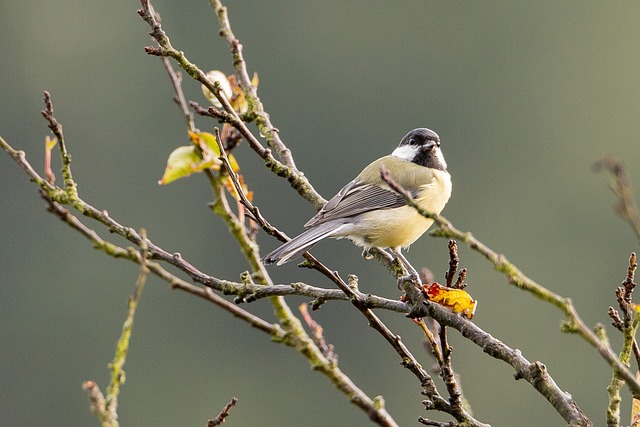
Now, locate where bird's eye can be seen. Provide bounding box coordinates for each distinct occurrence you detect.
[409,138,417,146]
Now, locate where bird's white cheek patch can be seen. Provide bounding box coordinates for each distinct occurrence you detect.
[391,145,419,161]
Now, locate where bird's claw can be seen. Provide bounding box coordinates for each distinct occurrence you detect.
[362,248,374,260]
[397,273,421,289]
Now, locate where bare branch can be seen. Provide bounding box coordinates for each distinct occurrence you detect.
[206,397,238,426]
[607,253,640,427]
[594,155,640,243]
[445,240,459,287]
[161,57,196,132]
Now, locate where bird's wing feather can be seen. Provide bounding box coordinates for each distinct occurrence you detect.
[304,181,410,227]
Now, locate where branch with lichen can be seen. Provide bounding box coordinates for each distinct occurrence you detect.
[208,0,299,172]
[607,253,640,427]
[379,164,640,400]
[3,0,594,423]
[4,83,488,425]
[6,89,400,425]
[137,0,324,210]
[5,1,629,425]
[212,127,488,425]
[82,230,149,427]
[4,123,598,425]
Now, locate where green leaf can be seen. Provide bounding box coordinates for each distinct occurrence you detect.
[158,145,213,185]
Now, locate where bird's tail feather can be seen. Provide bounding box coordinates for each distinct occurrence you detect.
[262,223,345,265]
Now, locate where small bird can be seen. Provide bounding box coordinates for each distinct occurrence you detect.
[262,128,452,277]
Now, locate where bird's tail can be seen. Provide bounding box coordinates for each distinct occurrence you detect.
[262,223,345,265]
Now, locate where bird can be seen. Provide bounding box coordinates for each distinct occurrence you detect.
[261,128,452,278]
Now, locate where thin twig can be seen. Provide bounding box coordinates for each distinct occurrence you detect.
[607,253,640,427]
[81,230,149,427]
[206,397,238,426]
[445,240,459,288]
[437,326,466,418]
[104,229,149,423]
[41,91,76,197]
[208,0,299,172]
[82,381,108,424]
[161,56,196,132]
[300,303,336,361]
[594,155,640,243]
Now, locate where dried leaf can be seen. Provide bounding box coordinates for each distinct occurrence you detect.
[423,282,477,319]
[223,173,253,203]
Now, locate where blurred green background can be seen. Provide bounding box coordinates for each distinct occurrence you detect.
[1,1,640,426]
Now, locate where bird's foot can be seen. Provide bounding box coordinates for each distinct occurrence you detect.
[396,272,421,290]
[361,248,374,260]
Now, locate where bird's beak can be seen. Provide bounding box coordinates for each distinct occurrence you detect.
[423,140,438,150]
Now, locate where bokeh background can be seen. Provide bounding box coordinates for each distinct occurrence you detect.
[1,1,640,426]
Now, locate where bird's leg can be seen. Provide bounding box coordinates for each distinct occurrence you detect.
[392,249,421,284]
[361,248,374,260]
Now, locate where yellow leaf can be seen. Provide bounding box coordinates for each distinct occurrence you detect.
[160,131,243,186]
[189,130,220,154]
[223,173,253,203]
[158,146,211,185]
[423,283,477,319]
[188,131,240,172]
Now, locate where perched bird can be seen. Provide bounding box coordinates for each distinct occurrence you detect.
[261,128,452,277]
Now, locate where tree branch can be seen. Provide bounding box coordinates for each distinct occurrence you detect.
[607,253,640,426]
[594,155,640,243]
[208,0,299,172]
[137,0,325,210]
[379,165,593,426]
[206,397,238,426]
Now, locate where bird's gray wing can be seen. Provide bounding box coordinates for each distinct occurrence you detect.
[304,181,410,227]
